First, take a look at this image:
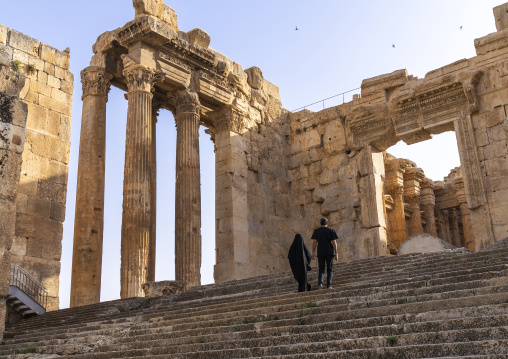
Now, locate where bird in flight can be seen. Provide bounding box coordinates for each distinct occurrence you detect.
[392,44,395,48]
[460,26,463,30]
[295,26,299,30]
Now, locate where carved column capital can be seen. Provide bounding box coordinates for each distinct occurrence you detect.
[385,183,403,197]
[168,89,200,116]
[123,64,163,94]
[81,67,112,100]
[216,105,246,133]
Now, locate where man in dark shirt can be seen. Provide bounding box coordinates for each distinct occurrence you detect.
[311,217,339,288]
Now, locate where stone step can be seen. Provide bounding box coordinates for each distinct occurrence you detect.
[2,264,506,344]
[43,333,508,358]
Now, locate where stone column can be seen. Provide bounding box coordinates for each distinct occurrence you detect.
[420,178,438,237]
[147,102,160,283]
[70,67,111,307]
[120,65,160,298]
[384,159,407,252]
[455,176,474,251]
[448,208,462,248]
[403,167,425,235]
[173,89,202,289]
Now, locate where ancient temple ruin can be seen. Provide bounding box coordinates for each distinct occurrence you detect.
[66,0,508,307]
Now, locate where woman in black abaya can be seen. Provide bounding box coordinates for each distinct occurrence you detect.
[288,234,312,292]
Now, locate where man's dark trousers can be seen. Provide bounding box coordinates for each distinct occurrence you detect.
[318,255,334,287]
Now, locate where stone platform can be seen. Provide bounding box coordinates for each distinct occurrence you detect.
[1,248,507,358]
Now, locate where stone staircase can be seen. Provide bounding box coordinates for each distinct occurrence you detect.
[1,248,507,358]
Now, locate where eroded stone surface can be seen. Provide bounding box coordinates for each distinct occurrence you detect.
[398,232,458,255]
[142,280,186,297]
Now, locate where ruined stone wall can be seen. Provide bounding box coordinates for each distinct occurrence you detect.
[214,76,292,282]
[288,106,388,262]
[0,25,73,311]
[0,66,27,340]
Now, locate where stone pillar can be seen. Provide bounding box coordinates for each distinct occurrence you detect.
[403,167,425,235]
[420,178,437,237]
[455,176,474,250]
[173,89,201,289]
[120,65,160,298]
[70,67,111,307]
[147,102,160,282]
[384,159,407,252]
[448,208,462,248]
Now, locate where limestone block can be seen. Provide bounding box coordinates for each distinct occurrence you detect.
[38,71,48,85]
[487,124,507,143]
[26,195,51,219]
[494,3,508,31]
[187,29,210,48]
[504,115,508,138]
[25,130,71,164]
[0,25,6,45]
[142,280,186,297]
[60,79,73,95]
[44,61,55,76]
[0,150,23,201]
[50,201,65,222]
[30,80,52,97]
[161,5,178,30]
[16,213,62,243]
[398,233,457,255]
[40,44,69,69]
[47,75,60,89]
[359,172,385,229]
[133,0,164,19]
[8,30,39,58]
[37,180,67,203]
[26,237,62,261]
[0,44,11,67]
[0,199,16,250]
[10,236,27,257]
[483,140,508,159]
[38,94,72,116]
[312,188,326,203]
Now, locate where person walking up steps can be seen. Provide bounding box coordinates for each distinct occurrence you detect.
[311,217,338,289]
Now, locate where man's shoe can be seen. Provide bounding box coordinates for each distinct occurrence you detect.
[318,284,323,289]
[327,286,332,289]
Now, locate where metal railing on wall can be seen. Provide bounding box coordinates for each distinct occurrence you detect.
[292,87,361,113]
[10,264,48,309]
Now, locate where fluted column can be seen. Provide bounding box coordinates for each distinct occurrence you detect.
[384,159,407,252]
[70,67,112,307]
[147,102,160,282]
[420,179,437,237]
[120,65,160,298]
[455,176,474,251]
[173,89,201,289]
[448,208,462,248]
[403,167,425,235]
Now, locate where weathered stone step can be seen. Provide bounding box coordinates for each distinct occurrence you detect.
[49,333,508,359]
[89,317,508,354]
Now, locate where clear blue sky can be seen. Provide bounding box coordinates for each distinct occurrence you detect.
[0,1,505,308]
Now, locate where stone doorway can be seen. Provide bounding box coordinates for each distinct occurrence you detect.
[384,131,469,254]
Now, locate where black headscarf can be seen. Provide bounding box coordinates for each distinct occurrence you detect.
[288,234,311,288]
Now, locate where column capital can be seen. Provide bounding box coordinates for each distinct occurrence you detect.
[216,105,246,133]
[81,67,112,100]
[169,89,200,116]
[123,64,163,94]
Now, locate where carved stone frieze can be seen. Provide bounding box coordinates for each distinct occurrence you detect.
[346,103,396,151]
[454,106,487,210]
[81,67,113,100]
[195,70,234,105]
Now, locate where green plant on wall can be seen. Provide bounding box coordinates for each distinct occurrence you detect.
[27,63,36,75]
[11,60,22,73]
